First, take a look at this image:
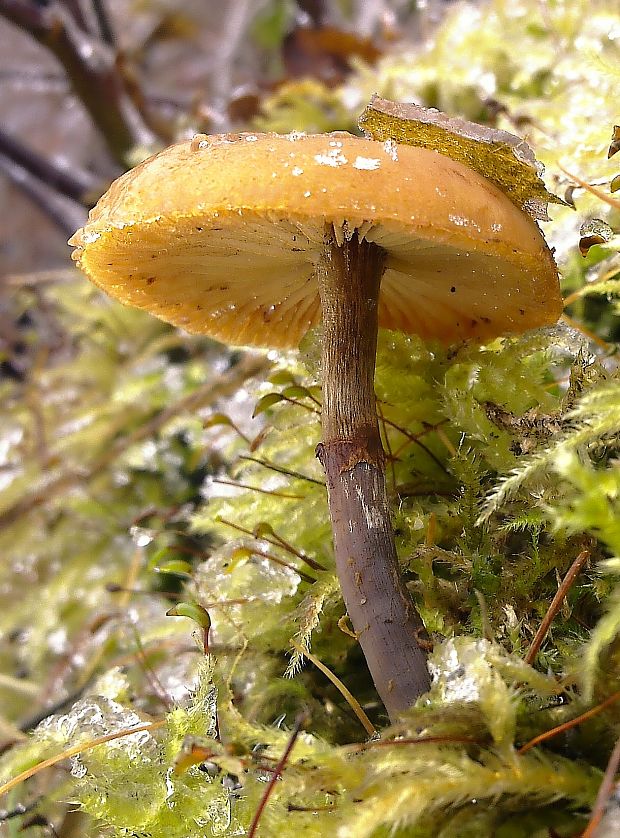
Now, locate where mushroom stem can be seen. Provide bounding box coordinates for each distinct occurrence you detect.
[316,229,431,719]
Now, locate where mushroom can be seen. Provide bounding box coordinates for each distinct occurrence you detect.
[69,131,562,719]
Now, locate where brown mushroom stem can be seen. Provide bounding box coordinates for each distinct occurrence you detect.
[316,229,431,719]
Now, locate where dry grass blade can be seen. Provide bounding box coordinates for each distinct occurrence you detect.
[291,641,376,736]
[0,720,166,799]
[247,712,308,838]
[582,733,620,837]
[525,549,590,665]
[518,690,620,755]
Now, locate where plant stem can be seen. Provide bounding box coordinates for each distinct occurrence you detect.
[0,0,155,164]
[316,229,431,719]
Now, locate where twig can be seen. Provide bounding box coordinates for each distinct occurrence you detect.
[210,477,304,500]
[60,0,91,34]
[209,0,255,126]
[268,530,327,571]
[344,734,481,754]
[129,625,173,712]
[0,125,104,205]
[377,401,397,491]
[561,313,613,353]
[518,690,620,755]
[216,517,327,572]
[582,733,620,838]
[0,801,37,823]
[381,415,450,474]
[91,0,115,46]
[247,712,308,838]
[0,0,156,162]
[0,151,87,236]
[525,549,590,665]
[563,263,620,308]
[238,456,325,487]
[558,163,620,211]
[0,720,165,799]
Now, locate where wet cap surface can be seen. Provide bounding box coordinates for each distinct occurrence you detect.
[70,131,562,348]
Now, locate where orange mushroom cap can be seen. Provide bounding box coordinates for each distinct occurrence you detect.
[70,131,562,349]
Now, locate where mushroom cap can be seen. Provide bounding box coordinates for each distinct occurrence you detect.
[70,131,562,349]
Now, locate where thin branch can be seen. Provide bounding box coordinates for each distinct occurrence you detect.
[0,0,156,163]
[129,625,173,712]
[291,641,375,736]
[210,0,257,127]
[249,547,316,583]
[344,734,481,754]
[582,733,620,838]
[0,151,87,236]
[210,477,304,500]
[558,163,620,211]
[0,125,105,206]
[525,548,590,665]
[518,690,620,755]
[561,313,613,353]
[91,0,115,46]
[268,530,327,571]
[216,516,327,573]
[59,0,92,34]
[0,720,166,799]
[238,455,325,487]
[247,712,308,838]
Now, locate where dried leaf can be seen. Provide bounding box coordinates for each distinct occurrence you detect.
[579,218,614,257]
[282,25,381,86]
[608,125,620,159]
[358,96,564,219]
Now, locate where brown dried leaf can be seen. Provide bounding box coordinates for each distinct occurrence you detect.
[578,218,614,257]
[608,125,620,159]
[282,26,381,87]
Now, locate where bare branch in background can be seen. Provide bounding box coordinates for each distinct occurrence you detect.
[59,0,91,34]
[209,0,265,128]
[0,0,157,163]
[0,151,88,237]
[91,0,115,46]
[0,125,108,206]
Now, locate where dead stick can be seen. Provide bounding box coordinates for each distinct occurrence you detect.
[0,0,156,162]
[525,549,590,665]
[581,733,620,838]
[518,690,620,755]
[0,151,87,236]
[247,713,307,838]
[0,125,106,206]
